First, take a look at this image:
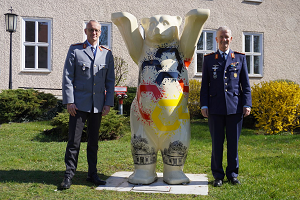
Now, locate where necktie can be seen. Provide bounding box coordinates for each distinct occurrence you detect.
[91,46,96,58]
[222,53,226,61]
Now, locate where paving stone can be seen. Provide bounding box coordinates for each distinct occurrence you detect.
[96,171,208,195]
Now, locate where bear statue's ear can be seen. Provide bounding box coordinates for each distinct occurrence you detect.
[141,18,150,30]
[177,16,182,26]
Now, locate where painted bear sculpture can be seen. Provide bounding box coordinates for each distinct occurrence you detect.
[111,9,209,185]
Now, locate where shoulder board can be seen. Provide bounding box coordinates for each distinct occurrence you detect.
[204,52,215,57]
[234,51,245,55]
[71,43,83,46]
[100,45,111,51]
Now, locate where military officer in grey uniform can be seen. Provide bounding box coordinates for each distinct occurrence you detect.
[61,20,115,189]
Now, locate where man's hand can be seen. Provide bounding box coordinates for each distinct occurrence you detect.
[67,103,78,116]
[102,105,110,116]
[243,107,251,117]
[201,108,209,118]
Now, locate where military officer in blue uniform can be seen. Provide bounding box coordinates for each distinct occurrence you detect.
[61,20,115,189]
[200,26,251,187]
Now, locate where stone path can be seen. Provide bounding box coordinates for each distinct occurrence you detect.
[96,171,208,195]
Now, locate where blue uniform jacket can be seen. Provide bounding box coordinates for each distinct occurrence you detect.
[200,49,252,115]
[62,40,115,113]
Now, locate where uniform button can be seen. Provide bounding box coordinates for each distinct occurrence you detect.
[83,64,85,66]
[93,92,95,95]
[74,86,76,88]
[225,71,227,73]
[94,83,96,86]
[94,65,96,67]
[225,77,227,79]
[94,74,96,76]
[225,83,227,85]
[225,89,228,92]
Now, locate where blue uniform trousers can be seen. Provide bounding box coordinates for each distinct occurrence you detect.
[208,113,243,180]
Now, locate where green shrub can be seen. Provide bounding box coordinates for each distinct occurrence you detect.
[98,109,129,140]
[0,89,57,123]
[251,80,300,134]
[49,109,129,141]
[188,79,202,119]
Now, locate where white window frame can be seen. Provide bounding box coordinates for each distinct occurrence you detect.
[195,30,217,76]
[243,32,264,77]
[84,22,112,49]
[21,18,52,72]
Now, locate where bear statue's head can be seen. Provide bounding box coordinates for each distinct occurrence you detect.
[141,15,182,45]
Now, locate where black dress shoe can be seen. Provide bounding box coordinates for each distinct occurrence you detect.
[86,174,106,185]
[213,179,223,187]
[61,177,72,189]
[229,177,241,185]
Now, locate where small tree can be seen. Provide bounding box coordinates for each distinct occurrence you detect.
[114,56,129,86]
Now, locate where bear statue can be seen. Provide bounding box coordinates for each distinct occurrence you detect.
[111,9,209,185]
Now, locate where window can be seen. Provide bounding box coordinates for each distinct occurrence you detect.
[99,22,112,49]
[22,18,52,72]
[84,22,112,49]
[243,32,263,76]
[195,30,217,75]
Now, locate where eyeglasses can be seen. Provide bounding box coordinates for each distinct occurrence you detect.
[88,29,101,33]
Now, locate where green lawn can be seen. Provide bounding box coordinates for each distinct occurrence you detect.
[0,120,299,199]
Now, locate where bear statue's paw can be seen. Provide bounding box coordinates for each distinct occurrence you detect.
[128,169,157,185]
[163,170,190,185]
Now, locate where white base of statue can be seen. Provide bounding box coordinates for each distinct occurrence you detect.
[95,171,208,195]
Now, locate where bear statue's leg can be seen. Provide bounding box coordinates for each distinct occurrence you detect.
[163,163,190,185]
[128,132,158,185]
[161,125,191,185]
[128,104,158,185]
[128,163,157,185]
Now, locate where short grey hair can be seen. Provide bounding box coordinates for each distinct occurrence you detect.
[85,20,101,29]
[217,26,232,36]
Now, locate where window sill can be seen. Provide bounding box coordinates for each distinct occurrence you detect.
[248,74,263,78]
[21,69,51,73]
[194,73,262,78]
[244,0,262,3]
[194,73,203,77]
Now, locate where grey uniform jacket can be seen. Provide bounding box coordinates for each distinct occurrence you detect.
[62,40,115,113]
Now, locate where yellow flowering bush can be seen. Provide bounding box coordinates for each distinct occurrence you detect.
[251,80,300,134]
[188,79,202,119]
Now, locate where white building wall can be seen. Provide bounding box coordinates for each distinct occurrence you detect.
[1,0,300,95]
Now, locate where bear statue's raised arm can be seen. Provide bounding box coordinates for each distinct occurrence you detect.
[111,12,144,64]
[180,9,210,61]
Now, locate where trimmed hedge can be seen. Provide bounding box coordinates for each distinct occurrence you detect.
[48,109,129,141]
[0,89,58,123]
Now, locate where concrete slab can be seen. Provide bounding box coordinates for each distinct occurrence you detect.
[95,171,208,195]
